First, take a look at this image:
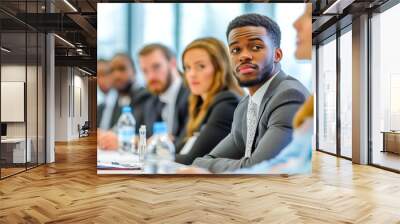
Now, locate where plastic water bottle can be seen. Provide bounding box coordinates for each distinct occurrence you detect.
[117,106,136,154]
[138,125,146,164]
[144,122,175,174]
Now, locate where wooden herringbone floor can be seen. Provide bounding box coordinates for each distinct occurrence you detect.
[1,135,400,224]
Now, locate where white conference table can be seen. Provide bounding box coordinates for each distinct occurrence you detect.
[97,149,186,174]
[1,137,32,163]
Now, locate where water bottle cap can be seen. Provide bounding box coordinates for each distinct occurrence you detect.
[153,122,167,135]
[122,106,132,113]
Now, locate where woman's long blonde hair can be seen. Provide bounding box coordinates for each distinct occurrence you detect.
[182,37,243,138]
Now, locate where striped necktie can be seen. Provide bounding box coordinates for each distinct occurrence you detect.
[245,99,258,158]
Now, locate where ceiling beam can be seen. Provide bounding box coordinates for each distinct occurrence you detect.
[67,13,97,41]
[55,55,96,71]
[322,0,356,15]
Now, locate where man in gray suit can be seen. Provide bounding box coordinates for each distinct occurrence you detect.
[192,13,309,173]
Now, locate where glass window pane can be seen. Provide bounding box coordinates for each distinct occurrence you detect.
[95,3,313,89]
[318,38,337,154]
[371,3,400,171]
[97,3,128,59]
[1,30,28,177]
[143,4,175,49]
[1,1,46,179]
[339,30,352,158]
[179,3,243,51]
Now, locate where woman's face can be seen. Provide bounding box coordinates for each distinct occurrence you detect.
[293,4,312,60]
[184,48,216,97]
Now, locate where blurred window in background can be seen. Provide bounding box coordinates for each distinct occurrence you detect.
[98,4,128,59]
[97,3,311,90]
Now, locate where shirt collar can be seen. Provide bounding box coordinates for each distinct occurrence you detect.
[159,75,182,104]
[97,86,105,105]
[249,70,279,107]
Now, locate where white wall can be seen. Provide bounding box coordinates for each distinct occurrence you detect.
[54,67,89,141]
[54,66,68,141]
[72,73,89,137]
[1,65,31,138]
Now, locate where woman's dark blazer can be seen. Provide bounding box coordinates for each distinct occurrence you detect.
[175,90,241,165]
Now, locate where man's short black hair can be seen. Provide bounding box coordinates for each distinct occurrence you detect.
[112,53,136,72]
[226,13,281,48]
[98,59,108,63]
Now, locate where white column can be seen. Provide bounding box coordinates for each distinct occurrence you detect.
[46,33,55,163]
[352,14,369,164]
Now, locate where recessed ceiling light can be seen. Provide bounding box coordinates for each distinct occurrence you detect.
[1,47,11,53]
[78,67,92,76]
[63,0,78,12]
[322,0,353,15]
[54,34,75,48]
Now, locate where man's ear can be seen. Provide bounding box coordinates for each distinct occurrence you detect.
[274,48,283,63]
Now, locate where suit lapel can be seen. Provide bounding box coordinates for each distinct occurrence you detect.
[257,71,287,122]
[242,96,249,144]
[172,83,186,136]
[251,71,288,150]
[110,95,122,129]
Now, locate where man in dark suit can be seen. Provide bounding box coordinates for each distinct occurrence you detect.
[192,13,309,172]
[138,44,189,139]
[97,59,113,107]
[97,53,151,150]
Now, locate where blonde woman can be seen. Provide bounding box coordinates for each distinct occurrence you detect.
[175,37,243,165]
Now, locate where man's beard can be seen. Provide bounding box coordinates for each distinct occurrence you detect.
[237,61,275,87]
[118,80,133,94]
[149,70,173,95]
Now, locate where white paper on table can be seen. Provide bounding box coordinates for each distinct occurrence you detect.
[179,133,199,155]
[97,149,141,168]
